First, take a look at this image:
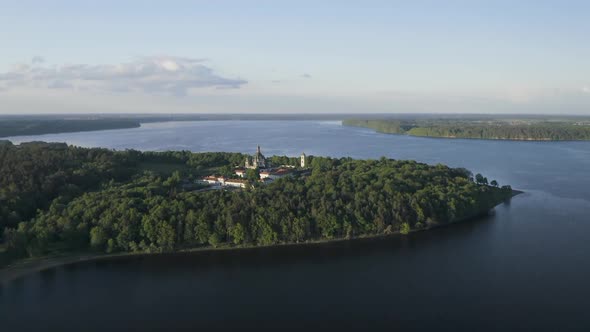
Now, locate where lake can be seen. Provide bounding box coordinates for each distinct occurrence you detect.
[2,121,590,331]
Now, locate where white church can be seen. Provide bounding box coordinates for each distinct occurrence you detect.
[245,145,269,169]
[200,146,309,189]
[244,145,307,169]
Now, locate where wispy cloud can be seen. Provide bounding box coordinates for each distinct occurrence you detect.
[582,86,590,94]
[0,56,247,96]
[301,73,312,79]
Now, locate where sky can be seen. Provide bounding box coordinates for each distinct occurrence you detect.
[0,0,589,114]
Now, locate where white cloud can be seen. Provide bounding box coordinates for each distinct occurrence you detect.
[582,86,590,94]
[301,73,312,79]
[160,59,180,72]
[0,56,247,96]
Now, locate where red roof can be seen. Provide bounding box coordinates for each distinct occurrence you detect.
[272,168,294,175]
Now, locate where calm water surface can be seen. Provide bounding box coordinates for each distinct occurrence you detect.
[2,121,590,331]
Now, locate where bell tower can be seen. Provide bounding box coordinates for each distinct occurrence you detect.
[300,152,306,168]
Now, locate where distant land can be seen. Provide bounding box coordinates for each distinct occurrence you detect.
[0,141,513,277]
[2,113,590,140]
[0,119,143,138]
[0,114,353,138]
[343,118,590,141]
[0,114,354,138]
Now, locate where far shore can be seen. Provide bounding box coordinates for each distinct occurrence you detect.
[0,190,522,285]
[342,123,590,142]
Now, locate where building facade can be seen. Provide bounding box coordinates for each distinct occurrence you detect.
[225,179,248,188]
[245,145,269,169]
[300,152,307,168]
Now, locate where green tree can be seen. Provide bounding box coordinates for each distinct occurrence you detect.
[90,227,107,250]
[400,223,411,235]
[155,221,175,251]
[475,173,484,184]
[208,233,221,247]
[230,223,246,245]
[194,214,210,244]
[246,168,260,182]
[164,171,182,197]
[219,165,234,178]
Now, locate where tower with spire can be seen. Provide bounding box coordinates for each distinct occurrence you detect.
[245,145,268,169]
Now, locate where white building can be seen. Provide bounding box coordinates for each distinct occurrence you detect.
[245,145,269,169]
[201,176,227,184]
[202,176,220,185]
[199,176,225,188]
[225,179,248,188]
[234,168,246,177]
[259,167,296,180]
[300,152,307,168]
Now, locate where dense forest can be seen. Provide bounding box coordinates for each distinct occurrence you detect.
[0,142,512,266]
[0,119,142,138]
[343,119,590,141]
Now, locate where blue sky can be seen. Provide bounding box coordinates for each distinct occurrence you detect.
[1,0,589,114]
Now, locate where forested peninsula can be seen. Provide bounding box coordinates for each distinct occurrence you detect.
[0,119,141,138]
[0,141,514,270]
[343,119,590,141]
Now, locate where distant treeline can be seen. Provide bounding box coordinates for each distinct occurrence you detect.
[0,142,512,266]
[343,119,590,141]
[0,119,142,138]
[0,114,362,138]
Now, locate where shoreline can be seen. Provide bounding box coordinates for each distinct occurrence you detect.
[0,191,522,285]
[342,124,590,142]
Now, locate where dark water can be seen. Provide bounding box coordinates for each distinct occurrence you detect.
[2,121,590,331]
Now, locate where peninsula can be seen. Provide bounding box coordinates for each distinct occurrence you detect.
[0,142,514,275]
[343,118,590,141]
[0,118,142,138]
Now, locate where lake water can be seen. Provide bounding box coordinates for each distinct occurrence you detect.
[2,121,590,331]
